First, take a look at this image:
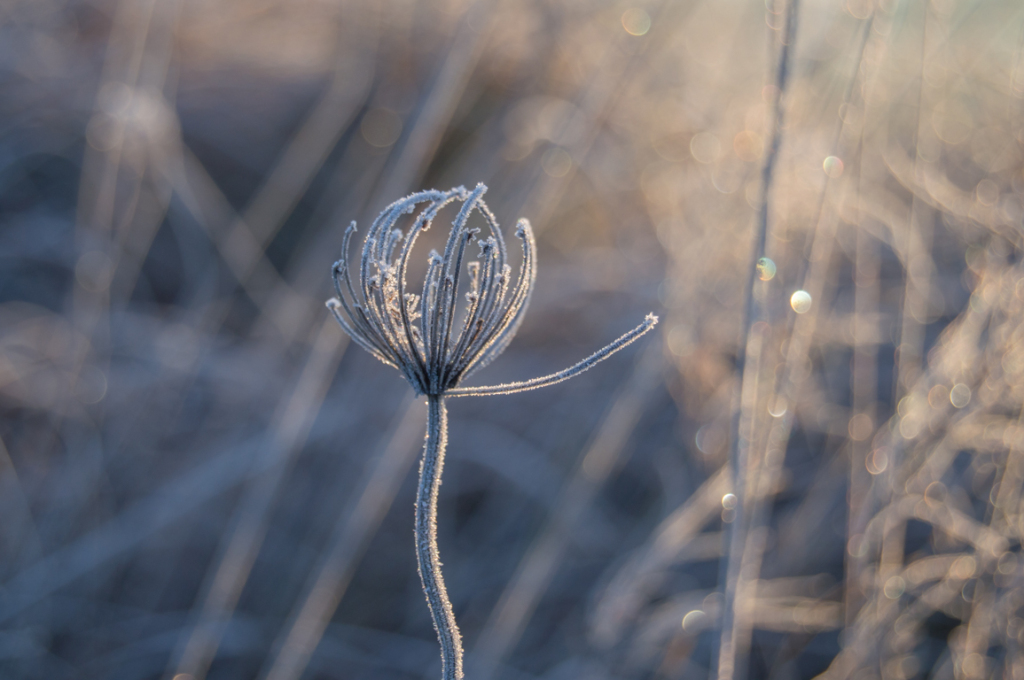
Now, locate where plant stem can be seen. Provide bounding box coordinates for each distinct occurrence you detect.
[716,1,799,678]
[416,395,463,680]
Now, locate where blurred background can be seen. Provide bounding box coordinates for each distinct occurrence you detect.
[2,0,1023,678]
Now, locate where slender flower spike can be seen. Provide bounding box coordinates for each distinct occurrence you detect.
[326,184,657,680]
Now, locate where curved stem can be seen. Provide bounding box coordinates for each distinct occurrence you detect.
[416,395,463,679]
[446,314,657,398]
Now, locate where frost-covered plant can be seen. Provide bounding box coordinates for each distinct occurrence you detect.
[327,184,656,679]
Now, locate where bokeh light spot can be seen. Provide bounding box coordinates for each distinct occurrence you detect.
[924,481,947,505]
[541,147,572,177]
[690,132,720,164]
[682,609,706,632]
[866,448,888,475]
[756,257,776,281]
[976,178,999,206]
[950,383,971,408]
[848,413,873,441]
[76,366,108,404]
[621,8,651,36]
[927,384,949,408]
[790,290,812,314]
[666,324,689,356]
[695,425,724,456]
[846,0,873,19]
[361,108,402,148]
[883,576,905,599]
[823,155,844,178]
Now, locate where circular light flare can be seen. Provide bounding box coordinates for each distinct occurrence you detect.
[621,8,651,36]
[790,290,812,314]
[682,609,707,632]
[883,576,905,599]
[823,155,844,178]
[361,108,402,148]
[950,383,971,408]
[689,132,720,164]
[756,257,776,281]
[866,448,888,475]
[541,147,572,177]
[847,413,873,441]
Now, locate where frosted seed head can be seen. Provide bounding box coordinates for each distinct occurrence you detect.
[325,184,658,399]
[328,186,534,395]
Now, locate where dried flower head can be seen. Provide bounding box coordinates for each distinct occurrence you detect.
[327,183,657,398]
[326,183,656,680]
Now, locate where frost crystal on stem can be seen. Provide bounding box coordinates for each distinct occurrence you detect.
[327,184,656,679]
